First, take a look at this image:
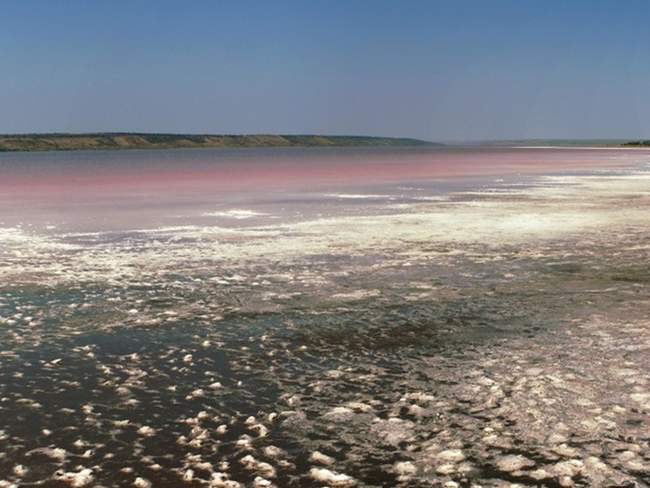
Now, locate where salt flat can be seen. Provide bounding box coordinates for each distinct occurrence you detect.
[0,147,649,487]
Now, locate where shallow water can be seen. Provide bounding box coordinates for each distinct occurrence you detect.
[0,145,640,232]
[1,147,650,487]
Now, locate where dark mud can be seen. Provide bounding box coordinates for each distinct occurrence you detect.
[1,231,650,487]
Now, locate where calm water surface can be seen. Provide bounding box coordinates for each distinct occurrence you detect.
[0,146,637,232]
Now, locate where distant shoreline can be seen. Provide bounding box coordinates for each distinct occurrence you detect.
[515,145,650,150]
[0,133,439,153]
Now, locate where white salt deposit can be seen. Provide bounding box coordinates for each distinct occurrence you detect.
[137,426,155,437]
[202,209,267,219]
[133,477,152,488]
[55,468,94,487]
[309,467,356,486]
[309,451,335,466]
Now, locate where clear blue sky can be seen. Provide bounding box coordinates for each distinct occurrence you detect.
[2,0,649,140]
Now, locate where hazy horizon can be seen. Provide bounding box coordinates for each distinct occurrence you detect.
[3,0,650,140]
[0,131,646,145]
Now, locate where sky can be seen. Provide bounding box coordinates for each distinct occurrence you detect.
[2,0,650,141]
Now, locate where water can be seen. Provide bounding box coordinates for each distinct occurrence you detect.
[0,145,637,232]
[1,147,650,487]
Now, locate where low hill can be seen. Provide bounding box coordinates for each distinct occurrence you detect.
[622,140,650,147]
[0,133,439,152]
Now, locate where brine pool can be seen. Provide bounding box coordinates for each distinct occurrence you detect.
[1,146,650,487]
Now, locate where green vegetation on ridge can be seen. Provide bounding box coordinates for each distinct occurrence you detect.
[0,133,439,152]
[622,140,650,147]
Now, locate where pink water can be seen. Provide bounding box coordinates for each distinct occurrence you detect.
[0,146,646,232]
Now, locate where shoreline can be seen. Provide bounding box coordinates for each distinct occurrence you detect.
[0,133,439,154]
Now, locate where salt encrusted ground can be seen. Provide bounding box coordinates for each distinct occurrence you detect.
[0,165,649,487]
